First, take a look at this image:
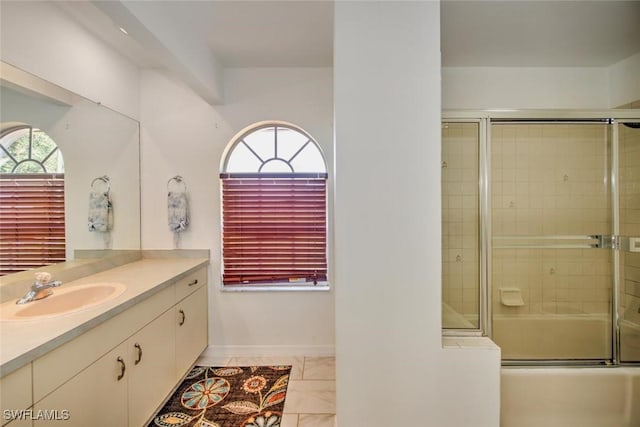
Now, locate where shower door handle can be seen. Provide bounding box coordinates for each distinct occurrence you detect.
[591,235,610,249]
[493,235,606,249]
[619,236,640,253]
[609,236,640,252]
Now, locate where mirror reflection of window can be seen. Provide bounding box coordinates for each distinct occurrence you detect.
[0,125,65,275]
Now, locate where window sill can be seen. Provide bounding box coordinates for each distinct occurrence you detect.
[220,282,330,292]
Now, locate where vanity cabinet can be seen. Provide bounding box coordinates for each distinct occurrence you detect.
[23,265,208,427]
[0,363,32,427]
[33,309,177,427]
[175,285,208,380]
[127,309,176,427]
[34,343,128,427]
[3,417,32,427]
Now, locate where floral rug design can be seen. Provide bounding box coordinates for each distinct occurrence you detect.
[149,365,292,427]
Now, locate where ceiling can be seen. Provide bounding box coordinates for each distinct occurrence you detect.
[60,0,640,68]
[55,0,640,102]
[442,0,640,67]
[195,1,334,68]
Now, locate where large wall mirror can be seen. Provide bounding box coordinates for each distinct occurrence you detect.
[0,62,140,277]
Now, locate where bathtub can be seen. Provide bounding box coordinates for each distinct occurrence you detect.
[493,314,612,360]
[621,319,640,361]
[501,367,640,427]
[442,302,476,329]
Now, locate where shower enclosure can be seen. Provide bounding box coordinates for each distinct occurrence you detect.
[442,111,640,365]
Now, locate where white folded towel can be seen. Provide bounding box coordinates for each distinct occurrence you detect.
[168,191,189,232]
[88,191,112,232]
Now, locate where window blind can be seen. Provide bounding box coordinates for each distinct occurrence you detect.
[0,174,66,275]
[221,174,327,285]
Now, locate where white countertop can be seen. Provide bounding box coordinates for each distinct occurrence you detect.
[0,257,208,377]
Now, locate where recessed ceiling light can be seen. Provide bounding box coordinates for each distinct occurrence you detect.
[119,27,128,35]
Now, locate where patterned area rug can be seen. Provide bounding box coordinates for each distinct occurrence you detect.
[148,365,292,427]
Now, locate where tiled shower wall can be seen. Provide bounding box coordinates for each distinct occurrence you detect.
[441,122,479,327]
[616,102,640,361]
[491,124,612,315]
[620,123,640,325]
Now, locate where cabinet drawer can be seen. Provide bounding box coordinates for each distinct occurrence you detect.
[175,268,206,302]
[0,364,32,427]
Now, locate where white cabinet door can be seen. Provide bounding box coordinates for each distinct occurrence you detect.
[127,309,176,427]
[1,364,32,427]
[175,285,208,379]
[34,342,128,427]
[3,418,32,427]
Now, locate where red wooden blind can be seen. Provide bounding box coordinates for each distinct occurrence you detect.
[221,174,328,285]
[0,174,66,276]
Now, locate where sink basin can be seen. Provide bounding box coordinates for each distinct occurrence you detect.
[0,282,127,321]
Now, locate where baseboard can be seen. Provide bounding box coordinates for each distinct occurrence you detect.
[202,344,335,358]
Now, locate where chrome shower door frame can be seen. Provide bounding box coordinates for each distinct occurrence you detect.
[442,109,640,366]
[441,118,487,336]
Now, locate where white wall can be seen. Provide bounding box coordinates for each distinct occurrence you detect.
[443,66,609,110]
[0,0,140,119]
[443,59,640,110]
[140,67,335,354]
[608,52,640,108]
[334,2,499,426]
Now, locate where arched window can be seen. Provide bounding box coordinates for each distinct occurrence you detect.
[220,121,328,287]
[0,125,65,275]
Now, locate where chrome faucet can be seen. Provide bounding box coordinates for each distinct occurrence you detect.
[16,272,62,304]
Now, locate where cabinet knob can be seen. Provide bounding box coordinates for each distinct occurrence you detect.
[134,343,143,365]
[179,309,186,326]
[188,279,199,287]
[117,357,126,381]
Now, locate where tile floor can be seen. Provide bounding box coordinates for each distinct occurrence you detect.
[195,355,336,427]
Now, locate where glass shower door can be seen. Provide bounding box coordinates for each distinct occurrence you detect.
[491,121,612,361]
[618,121,640,363]
[442,122,481,329]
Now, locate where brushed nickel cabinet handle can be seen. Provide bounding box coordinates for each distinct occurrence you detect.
[134,343,142,365]
[188,279,199,287]
[117,357,126,381]
[179,309,186,326]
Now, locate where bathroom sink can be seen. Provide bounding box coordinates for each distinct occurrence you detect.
[0,282,127,321]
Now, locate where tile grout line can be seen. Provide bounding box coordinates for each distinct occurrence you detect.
[302,355,307,380]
